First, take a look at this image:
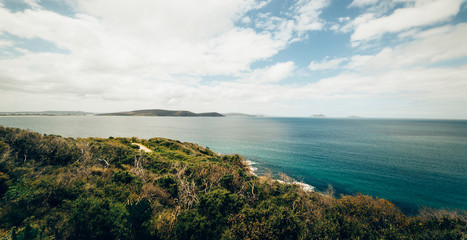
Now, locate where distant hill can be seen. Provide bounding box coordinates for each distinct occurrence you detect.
[223,113,259,117]
[309,114,326,118]
[0,111,92,116]
[97,109,224,117]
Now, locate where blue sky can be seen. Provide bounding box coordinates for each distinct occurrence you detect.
[1,0,467,118]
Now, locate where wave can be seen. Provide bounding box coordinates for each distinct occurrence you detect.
[243,160,258,176]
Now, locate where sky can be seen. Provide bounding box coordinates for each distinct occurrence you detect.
[1,0,467,118]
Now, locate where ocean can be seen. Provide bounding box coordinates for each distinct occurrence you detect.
[1,116,466,214]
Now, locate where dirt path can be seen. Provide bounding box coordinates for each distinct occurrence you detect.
[132,143,152,153]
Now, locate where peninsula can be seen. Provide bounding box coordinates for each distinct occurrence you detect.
[97,109,224,117]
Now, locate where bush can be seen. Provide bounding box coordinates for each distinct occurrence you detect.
[175,189,244,240]
[112,170,137,184]
[224,200,300,240]
[66,197,131,240]
[157,175,178,197]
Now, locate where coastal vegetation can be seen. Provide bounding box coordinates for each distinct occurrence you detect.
[0,126,465,239]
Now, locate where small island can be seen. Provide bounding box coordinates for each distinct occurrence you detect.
[223,113,259,117]
[309,114,326,118]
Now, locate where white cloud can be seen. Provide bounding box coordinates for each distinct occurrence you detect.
[0,0,305,114]
[253,0,330,43]
[293,0,330,33]
[239,61,295,83]
[0,0,289,79]
[0,39,13,49]
[309,57,348,71]
[0,0,330,88]
[349,0,379,8]
[204,28,286,75]
[241,16,251,24]
[346,23,467,71]
[73,0,266,42]
[302,66,467,101]
[351,0,465,44]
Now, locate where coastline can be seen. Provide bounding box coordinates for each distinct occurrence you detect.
[242,159,315,192]
[1,117,465,212]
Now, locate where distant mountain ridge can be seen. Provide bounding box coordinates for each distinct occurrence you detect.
[0,111,91,116]
[97,109,224,117]
[223,113,259,117]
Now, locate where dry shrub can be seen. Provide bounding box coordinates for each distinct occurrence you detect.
[177,178,198,209]
[419,208,467,221]
[90,166,106,176]
[140,183,170,202]
[338,194,406,227]
[75,141,93,163]
[131,154,149,182]
[279,172,295,184]
[209,164,228,186]
[150,207,180,239]
[171,162,199,209]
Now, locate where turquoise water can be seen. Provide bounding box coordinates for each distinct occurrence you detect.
[1,116,466,213]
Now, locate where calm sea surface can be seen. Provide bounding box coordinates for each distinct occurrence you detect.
[1,116,466,213]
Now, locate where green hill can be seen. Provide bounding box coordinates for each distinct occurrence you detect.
[97,109,224,117]
[0,126,465,239]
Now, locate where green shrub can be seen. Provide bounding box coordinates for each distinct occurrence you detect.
[67,197,131,240]
[157,175,178,197]
[112,170,137,184]
[175,189,244,240]
[224,200,300,240]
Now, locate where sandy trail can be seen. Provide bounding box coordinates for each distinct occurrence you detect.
[132,143,152,153]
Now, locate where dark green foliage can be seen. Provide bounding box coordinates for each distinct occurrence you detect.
[219,173,235,192]
[112,170,137,184]
[198,189,244,220]
[0,126,465,240]
[0,140,9,155]
[0,170,8,197]
[174,210,209,240]
[95,140,138,166]
[157,175,178,197]
[224,201,300,240]
[67,197,130,240]
[175,189,244,240]
[126,199,153,239]
[10,224,43,240]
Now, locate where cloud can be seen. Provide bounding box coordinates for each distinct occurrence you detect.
[346,23,467,71]
[239,61,295,83]
[349,0,379,8]
[254,0,330,43]
[302,66,467,101]
[293,0,330,33]
[0,0,290,82]
[0,0,311,114]
[309,57,348,71]
[351,0,465,44]
[0,0,331,96]
[73,0,267,42]
[300,20,467,117]
[1,0,466,118]
[0,39,13,49]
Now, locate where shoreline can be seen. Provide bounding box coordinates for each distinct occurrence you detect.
[242,159,315,192]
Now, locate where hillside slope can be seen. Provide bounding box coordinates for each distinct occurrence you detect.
[0,126,465,239]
